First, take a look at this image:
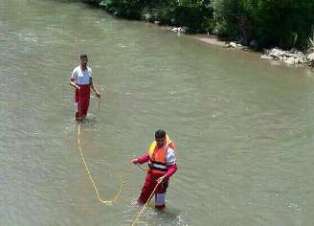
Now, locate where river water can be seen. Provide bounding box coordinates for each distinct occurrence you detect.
[1,0,314,225]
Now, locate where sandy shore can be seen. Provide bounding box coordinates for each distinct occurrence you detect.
[192,34,227,47]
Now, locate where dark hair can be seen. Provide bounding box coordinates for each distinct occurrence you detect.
[155,129,166,139]
[80,54,88,59]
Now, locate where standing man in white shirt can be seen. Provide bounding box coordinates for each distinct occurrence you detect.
[70,54,101,121]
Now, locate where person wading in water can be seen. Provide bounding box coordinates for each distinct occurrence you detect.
[131,129,178,209]
[69,54,101,121]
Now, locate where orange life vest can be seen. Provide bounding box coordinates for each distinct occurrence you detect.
[147,135,175,175]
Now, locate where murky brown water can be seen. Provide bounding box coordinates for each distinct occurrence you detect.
[1,0,314,225]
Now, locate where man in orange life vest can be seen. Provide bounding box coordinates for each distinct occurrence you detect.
[70,54,101,121]
[131,129,178,209]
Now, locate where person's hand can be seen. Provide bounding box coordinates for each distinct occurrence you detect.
[130,158,138,164]
[76,85,80,90]
[157,175,166,184]
[95,91,101,98]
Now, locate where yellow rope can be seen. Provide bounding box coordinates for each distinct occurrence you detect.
[77,123,126,205]
[77,123,156,226]
[130,181,161,226]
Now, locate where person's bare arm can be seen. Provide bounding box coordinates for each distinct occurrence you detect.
[70,70,80,89]
[90,77,101,98]
[70,79,80,89]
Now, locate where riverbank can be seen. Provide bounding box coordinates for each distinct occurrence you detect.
[154,25,314,68]
[83,0,314,51]
[66,0,314,68]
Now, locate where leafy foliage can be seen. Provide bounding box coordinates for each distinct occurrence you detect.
[78,0,314,49]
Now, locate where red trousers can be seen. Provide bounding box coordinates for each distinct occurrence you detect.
[75,85,90,120]
[138,172,169,209]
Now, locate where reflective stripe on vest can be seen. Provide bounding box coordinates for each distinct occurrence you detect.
[148,161,167,171]
[147,135,175,173]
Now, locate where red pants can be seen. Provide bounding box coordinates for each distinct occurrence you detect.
[138,172,169,209]
[75,85,90,120]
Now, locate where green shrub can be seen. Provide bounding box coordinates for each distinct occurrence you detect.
[69,0,314,49]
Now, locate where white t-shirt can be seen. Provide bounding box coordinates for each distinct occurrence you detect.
[166,148,176,166]
[71,66,92,85]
